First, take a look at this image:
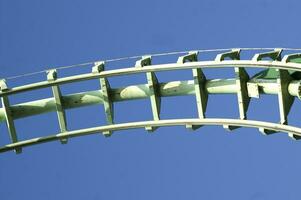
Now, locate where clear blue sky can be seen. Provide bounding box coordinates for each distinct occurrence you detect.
[1,0,301,199]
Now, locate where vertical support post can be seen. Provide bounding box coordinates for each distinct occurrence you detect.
[252,49,290,136]
[216,49,250,131]
[47,69,68,144]
[276,69,294,125]
[92,61,114,137]
[0,79,22,154]
[178,51,207,130]
[235,67,250,120]
[136,56,161,132]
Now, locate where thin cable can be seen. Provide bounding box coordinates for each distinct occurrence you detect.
[4,47,301,80]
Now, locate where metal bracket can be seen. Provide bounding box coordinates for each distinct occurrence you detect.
[282,53,301,63]
[177,51,198,64]
[92,61,105,73]
[0,79,21,154]
[47,69,68,144]
[288,133,301,140]
[259,128,277,135]
[92,62,114,137]
[135,55,151,68]
[185,124,202,131]
[223,124,240,131]
[252,48,283,61]
[215,49,240,61]
[247,82,260,98]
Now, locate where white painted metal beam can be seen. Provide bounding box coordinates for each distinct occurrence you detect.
[0,79,22,154]
[47,69,68,144]
[92,62,114,137]
[1,118,301,153]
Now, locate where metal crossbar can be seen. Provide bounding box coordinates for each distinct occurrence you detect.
[1,48,301,154]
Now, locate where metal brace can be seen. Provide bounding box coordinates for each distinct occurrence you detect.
[0,79,22,154]
[47,69,68,144]
[92,62,114,137]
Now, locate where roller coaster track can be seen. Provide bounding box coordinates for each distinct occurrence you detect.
[1,48,301,154]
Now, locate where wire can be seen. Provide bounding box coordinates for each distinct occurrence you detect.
[4,47,301,80]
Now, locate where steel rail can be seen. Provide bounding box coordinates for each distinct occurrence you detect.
[0,118,300,153]
[1,60,301,97]
[2,49,301,154]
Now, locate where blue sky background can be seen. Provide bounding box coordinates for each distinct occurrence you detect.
[1,0,301,199]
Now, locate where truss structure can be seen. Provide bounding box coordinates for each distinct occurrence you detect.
[1,48,301,154]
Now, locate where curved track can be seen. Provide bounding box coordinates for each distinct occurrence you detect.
[1,48,301,154]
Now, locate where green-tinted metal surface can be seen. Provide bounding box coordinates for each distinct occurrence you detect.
[1,48,301,153]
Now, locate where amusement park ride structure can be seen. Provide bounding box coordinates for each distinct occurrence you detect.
[1,48,301,154]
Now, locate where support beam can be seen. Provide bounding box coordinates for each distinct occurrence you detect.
[216,49,248,131]
[47,70,68,144]
[178,51,206,131]
[276,68,294,125]
[136,56,161,132]
[235,67,250,120]
[92,61,114,137]
[0,79,22,154]
[252,48,288,135]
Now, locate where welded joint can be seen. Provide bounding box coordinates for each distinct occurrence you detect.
[47,69,68,144]
[177,51,198,64]
[0,79,22,154]
[252,48,283,61]
[215,49,241,61]
[135,56,152,68]
[282,53,301,63]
